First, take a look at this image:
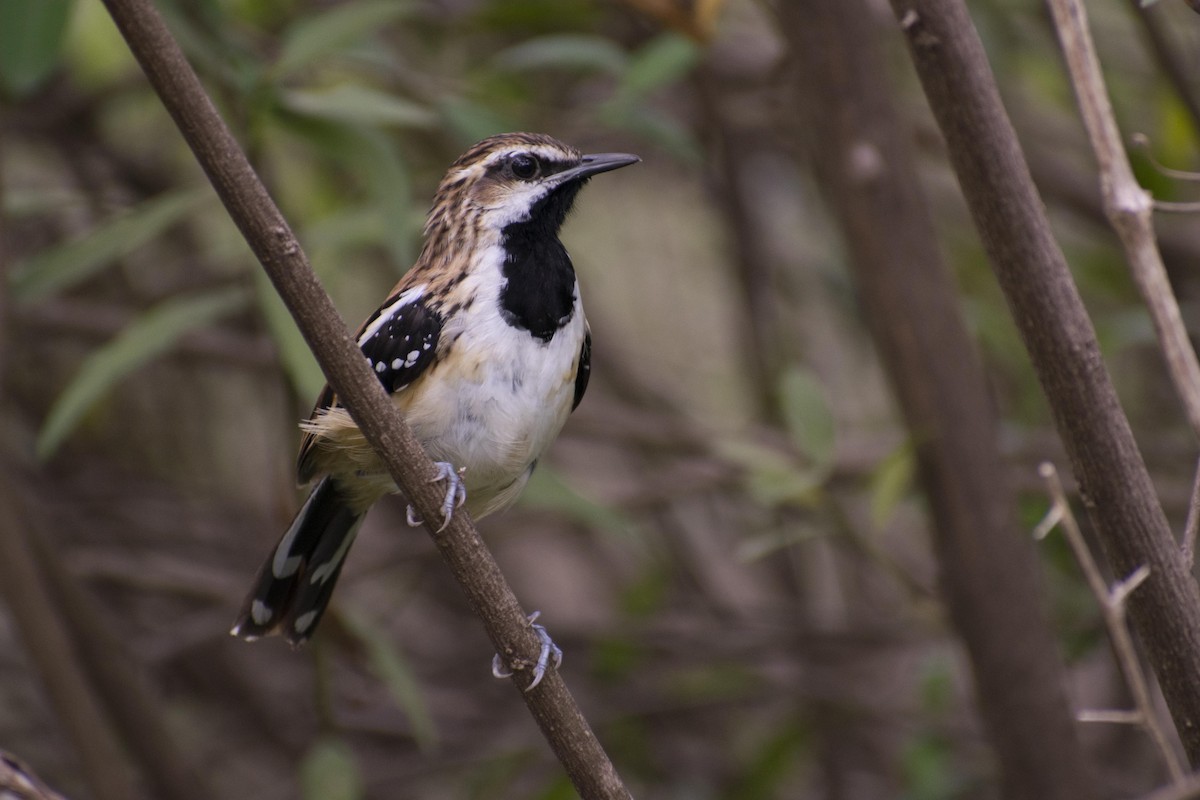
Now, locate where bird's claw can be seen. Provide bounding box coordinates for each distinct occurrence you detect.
[405,461,467,531]
[492,611,562,692]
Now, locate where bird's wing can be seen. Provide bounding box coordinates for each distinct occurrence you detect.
[572,325,591,411]
[297,284,442,482]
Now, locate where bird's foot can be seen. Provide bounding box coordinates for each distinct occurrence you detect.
[492,611,562,692]
[405,461,467,531]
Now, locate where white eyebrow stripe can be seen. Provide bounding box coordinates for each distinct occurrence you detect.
[483,145,574,167]
[357,284,426,345]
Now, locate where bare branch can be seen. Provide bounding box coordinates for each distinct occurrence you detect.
[1153,200,1200,214]
[783,1,1096,796]
[0,749,69,800]
[1037,463,1185,783]
[1183,457,1200,568]
[1047,0,1200,442]
[96,0,631,796]
[889,0,1200,764]
[1077,709,1143,724]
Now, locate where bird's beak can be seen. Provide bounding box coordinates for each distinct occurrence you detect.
[553,152,641,184]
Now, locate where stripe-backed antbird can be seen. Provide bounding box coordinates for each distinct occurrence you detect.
[231,133,639,688]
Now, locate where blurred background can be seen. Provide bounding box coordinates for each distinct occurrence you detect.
[3,0,1200,797]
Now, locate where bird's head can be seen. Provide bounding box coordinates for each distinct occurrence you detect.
[424,133,640,239]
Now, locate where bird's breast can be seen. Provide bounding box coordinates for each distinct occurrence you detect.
[400,285,586,517]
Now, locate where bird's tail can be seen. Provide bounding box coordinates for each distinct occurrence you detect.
[231,477,365,644]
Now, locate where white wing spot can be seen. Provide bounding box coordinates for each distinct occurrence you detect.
[251,600,272,626]
[358,284,427,344]
[405,349,421,366]
[391,358,403,370]
[293,610,318,634]
[375,361,386,373]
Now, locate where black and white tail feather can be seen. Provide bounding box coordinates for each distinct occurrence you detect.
[231,477,364,643]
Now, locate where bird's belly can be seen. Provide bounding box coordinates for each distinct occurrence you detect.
[402,322,582,516]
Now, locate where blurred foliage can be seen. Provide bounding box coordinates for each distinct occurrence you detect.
[3,0,1200,798]
[300,736,364,800]
[0,0,74,96]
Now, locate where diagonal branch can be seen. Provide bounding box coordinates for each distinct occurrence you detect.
[97,1,631,797]
[1036,463,1185,783]
[1046,0,1200,442]
[888,0,1200,764]
[781,1,1096,797]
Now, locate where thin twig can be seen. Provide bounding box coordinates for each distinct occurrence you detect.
[97,1,631,797]
[1130,134,1200,182]
[1046,0,1200,442]
[0,749,69,800]
[1077,709,1143,724]
[1036,463,1186,783]
[1153,200,1200,214]
[1181,456,1200,568]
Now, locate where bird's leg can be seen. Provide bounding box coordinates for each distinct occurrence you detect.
[405,461,467,531]
[491,611,563,691]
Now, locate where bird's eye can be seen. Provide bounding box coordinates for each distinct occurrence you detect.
[509,153,540,180]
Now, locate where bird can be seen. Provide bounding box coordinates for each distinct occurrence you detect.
[230,133,639,679]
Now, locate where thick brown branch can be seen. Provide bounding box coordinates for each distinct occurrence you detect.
[97,0,630,796]
[888,0,1200,764]
[783,3,1096,797]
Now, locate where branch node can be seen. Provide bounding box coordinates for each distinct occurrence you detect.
[1110,564,1152,611]
[1131,133,1200,182]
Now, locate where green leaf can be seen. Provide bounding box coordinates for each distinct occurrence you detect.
[601,103,701,161]
[251,269,325,401]
[440,97,518,148]
[338,608,438,753]
[519,464,635,537]
[61,0,133,89]
[154,0,251,91]
[493,34,627,75]
[778,366,836,478]
[869,440,916,529]
[533,777,577,800]
[901,731,960,800]
[280,85,437,129]
[275,1,414,77]
[4,188,82,218]
[37,287,249,459]
[0,0,73,96]
[735,525,822,562]
[728,722,810,800]
[300,737,363,800]
[616,32,700,103]
[10,189,210,303]
[717,438,824,508]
